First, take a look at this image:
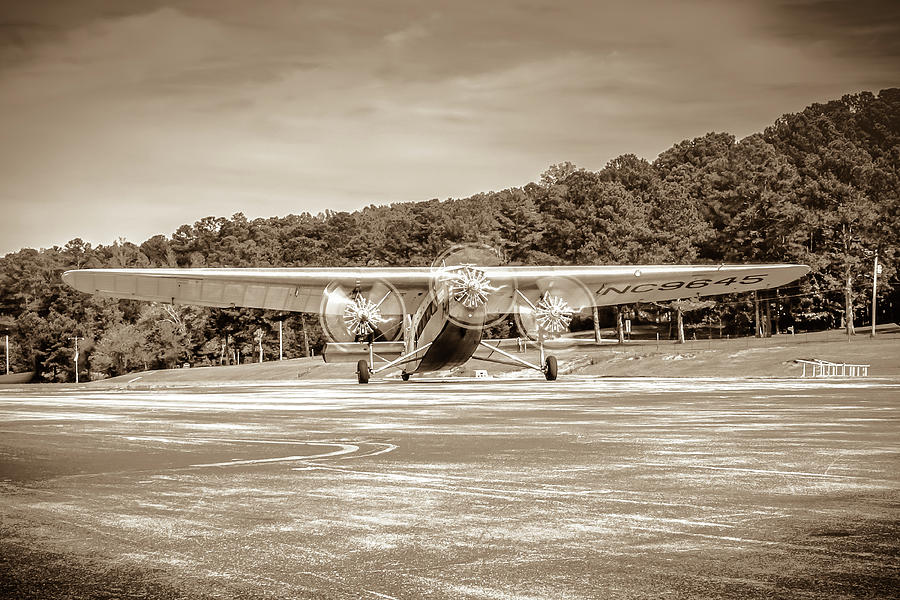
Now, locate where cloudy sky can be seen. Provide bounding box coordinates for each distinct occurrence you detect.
[1,0,898,254]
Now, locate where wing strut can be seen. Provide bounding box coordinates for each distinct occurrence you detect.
[477,340,543,372]
[372,342,433,375]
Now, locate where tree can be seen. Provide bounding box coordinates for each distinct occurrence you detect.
[140,235,176,267]
[654,132,738,260]
[539,161,581,187]
[668,299,716,344]
[107,237,150,268]
[764,90,899,331]
[136,304,193,369]
[722,135,804,264]
[91,323,148,377]
[492,188,545,263]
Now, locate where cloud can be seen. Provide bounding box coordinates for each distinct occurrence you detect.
[0,1,898,253]
[384,22,430,48]
[767,0,900,59]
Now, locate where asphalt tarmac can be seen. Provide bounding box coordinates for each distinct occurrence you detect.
[1,377,898,599]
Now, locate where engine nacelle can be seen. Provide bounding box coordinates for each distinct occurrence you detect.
[319,280,406,343]
[514,275,593,340]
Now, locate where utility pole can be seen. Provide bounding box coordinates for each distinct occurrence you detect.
[69,336,83,383]
[4,334,8,375]
[279,320,283,360]
[753,291,761,337]
[302,316,311,358]
[254,328,264,363]
[592,306,601,344]
[871,250,881,337]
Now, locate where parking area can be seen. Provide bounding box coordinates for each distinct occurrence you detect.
[1,377,898,599]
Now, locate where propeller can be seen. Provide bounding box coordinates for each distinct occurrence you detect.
[514,275,593,340]
[430,243,516,330]
[533,293,574,333]
[320,280,405,342]
[342,295,386,337]
[447,266,500,309]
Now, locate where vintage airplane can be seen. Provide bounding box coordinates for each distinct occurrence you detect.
[62,245,809,382]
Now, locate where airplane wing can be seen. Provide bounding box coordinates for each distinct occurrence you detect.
[62,267,438,314]
[493,263,810,310]
[62,263,809,315]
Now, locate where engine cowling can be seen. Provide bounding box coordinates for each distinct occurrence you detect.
[319,280,406,342]
[514,275,593,340]
[430,243,515,330]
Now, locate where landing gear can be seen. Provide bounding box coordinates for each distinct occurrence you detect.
[401,372,410,381]
[357,359,370,384]
[475,340,560,381]
[544,355,558,381]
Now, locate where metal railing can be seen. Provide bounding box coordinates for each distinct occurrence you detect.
[795,359,870,378]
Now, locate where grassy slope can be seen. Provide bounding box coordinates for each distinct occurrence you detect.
[86,325,900,386]
[578,327,900,378]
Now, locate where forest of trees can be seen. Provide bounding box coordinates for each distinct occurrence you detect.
[1,89,898,382]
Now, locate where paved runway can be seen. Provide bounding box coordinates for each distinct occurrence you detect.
[1,378,898,599]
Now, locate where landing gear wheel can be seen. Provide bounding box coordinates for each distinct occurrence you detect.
[401,372,410,381]
[357,359,370,384]
[544,355,558,381]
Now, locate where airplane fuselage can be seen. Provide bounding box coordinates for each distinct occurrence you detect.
[404,284,485,374]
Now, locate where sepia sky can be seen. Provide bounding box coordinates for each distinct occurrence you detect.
[1,0,898,254]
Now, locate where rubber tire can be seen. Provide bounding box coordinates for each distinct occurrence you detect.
[357,359,370,384]
[401,372,410,381]
[544,355,558,381]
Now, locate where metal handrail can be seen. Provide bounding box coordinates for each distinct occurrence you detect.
[795,359,870,378]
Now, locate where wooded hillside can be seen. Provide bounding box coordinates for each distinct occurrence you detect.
[2,89,898,381]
